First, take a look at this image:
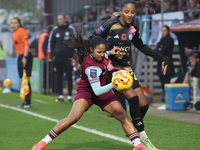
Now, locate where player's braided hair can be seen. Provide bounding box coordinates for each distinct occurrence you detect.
[68,29,106,64]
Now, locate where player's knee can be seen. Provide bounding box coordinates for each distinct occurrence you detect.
[66,114,80,125]
[113,110,127,122]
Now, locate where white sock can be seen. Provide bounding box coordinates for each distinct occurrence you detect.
[129,132,141,147]
[67,95,72,99]
[133,138,141,147]
[58,95,64,99]
[42,134,52,144]
[139,131,148,140]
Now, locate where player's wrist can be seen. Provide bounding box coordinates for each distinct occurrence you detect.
[23,55,28,59]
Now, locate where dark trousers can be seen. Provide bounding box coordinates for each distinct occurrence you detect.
[159,75,171,102]
[53,57,73,96]
[17,53,33,104]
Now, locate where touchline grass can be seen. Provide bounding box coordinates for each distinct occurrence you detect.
[0,91,200,150]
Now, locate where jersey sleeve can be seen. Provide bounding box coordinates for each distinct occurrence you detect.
[131,26,167,62]
[85,66,102,83]
[21,29,29,46]
[48,28,56,59]
[85,66,113,96]
[94,18,116,38]
[131,26,144,49]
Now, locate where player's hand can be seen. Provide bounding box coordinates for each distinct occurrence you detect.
[123,66,133,72]
[115,52,125,60]
[161,61,168,75]
[109,47,121,55]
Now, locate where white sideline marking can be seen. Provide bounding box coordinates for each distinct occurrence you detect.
[0,103,131,145]
[32,99,50,104]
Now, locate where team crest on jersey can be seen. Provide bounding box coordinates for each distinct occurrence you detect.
[90,69,97,78]
[95,25,105,35]
[129,34,133,40]
[64,31,70,40]
[56,33,60,38]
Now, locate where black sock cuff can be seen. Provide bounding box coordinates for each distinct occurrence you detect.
[128,96,139,105]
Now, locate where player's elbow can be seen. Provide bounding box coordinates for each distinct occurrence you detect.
[93,89,102,96]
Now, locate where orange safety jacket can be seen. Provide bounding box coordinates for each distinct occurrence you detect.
[38,32,50,59]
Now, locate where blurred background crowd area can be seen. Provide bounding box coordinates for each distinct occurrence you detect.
[0,0,199,101]
[0,0,199,56]
[68,0,200,23]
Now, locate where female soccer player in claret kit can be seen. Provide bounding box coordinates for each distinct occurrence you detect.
[95,0,168,149]
[32,35,151,150]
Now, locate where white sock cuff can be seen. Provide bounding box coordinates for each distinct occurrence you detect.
[42,135,52,144]
[132,138,141,147]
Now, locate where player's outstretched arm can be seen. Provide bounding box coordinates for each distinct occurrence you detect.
[85,66,113,96]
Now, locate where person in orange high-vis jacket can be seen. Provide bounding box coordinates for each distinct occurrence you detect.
[10,16,33,108]
[38,25,54,60]
[38,32,48,59]
[38,25,54,93]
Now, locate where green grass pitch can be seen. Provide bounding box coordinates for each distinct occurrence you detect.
[0,90,199,150]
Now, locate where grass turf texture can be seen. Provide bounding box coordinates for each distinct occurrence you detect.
[0,91,199,150]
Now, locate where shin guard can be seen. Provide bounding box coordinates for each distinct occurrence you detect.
[128,96,144,132]
[139,104,149,118]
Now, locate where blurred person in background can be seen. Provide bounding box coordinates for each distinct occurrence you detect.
[170,44,192,84]
[38,25,54,93]
[185,0,200,20]
[178,0,187,11]
[49,13,76,102]
[163,0,171,12]
[154,25,174,102]
[0,40,6,59]
[10,16,33,108]
[183,53,200,83]
[27,30,38,57]
[171,52,200,84]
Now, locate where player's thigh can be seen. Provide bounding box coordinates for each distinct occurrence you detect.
[68,98,89,119]
[104,101,127,120]
[134,87,148,107]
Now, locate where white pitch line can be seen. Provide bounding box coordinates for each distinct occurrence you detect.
[0,103,131,145]
[32,99,50,104]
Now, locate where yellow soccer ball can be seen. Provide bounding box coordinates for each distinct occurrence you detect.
[112,70,133,92]
[3,79,12,88]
